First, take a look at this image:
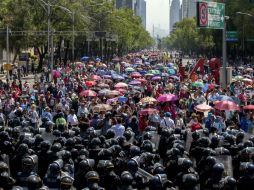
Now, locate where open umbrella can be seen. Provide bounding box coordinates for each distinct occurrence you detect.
[97,83,109,88]
[157,94,178,102]
[214,100,240,111]
[210,95,234,102]
[195,104,213,112]
[243,105,254,110]
[139,108,159,116]
[118,96,128,103]
[98,89,120,97]
[136,78,147,84]
[80,90,97,97]
[129,80,141,85]
[139,97,157,105]
[91,75,102,81]
[192,81,204,88]
[152,76,161,81]
[148,70,161,75]
[115,88,127,93]
[167,68,176,75]
[115,82,128,88]
[130,72,142,78]
[81,56,89,61]
[52,70,61,78]
[93,104,112,112]
[85,81,97,87]
[125,67,135,72]
[112,74,125,80]
[234,76,244,81]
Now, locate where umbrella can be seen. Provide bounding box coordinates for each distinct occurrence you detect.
[157,94,178,102]
[102,75,112,79]
[195,104,213,112]
[112,57,121,62]
[97,83,109,88]
[234,76,244,81]
[91,75,102,81]
[115,88,127,93]
[242,78,253,84]
[136,78,147,83]
[152,76,161,81]
[81,56,89,61]
[98,89,120,97]
[243,105,254,110]
[169,75,180,80]
[246,68,253,72]
[192,81,204,88]
[112,74,125,80]
[85,81,97,87]
[106,97,118,105]
[144,73,154,77]
[161,73,169,77]
[115,82,128,88]
[125,67,135,72]
[52,70,61,78]
[118,96,128,103]
[243,74,252,79]
[139,108,159,116]
[129,80,141,85]
[139,97,157,105]
[148,70,161,75]
[214,100,240,111]
[80,90,97,97]
[93,104,112,112]
[130,72,142,78]
[167,68,176,75]
[210,95,234,102]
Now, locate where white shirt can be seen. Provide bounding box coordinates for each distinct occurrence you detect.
[160,117,175,128]
[110,124,125,137]
[67,114,79,126]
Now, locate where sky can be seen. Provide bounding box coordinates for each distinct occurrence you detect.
[146,0,182,37]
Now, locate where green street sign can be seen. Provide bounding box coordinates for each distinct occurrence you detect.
[226,31,238,42]
[197,1,225,29]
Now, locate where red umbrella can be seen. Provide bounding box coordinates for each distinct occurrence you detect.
[157,94,178,102]
[91,75,102,81]
[136,78,147,84]
[97,83,109,88]
[80,90,97,97]
[139,108,159,116]
[195,104,213,112]
[85,81,97,87]
[130,72,142,78]
[243,105,254,110]
[114,82,128,88]
[214,100,240,111]
[52,70,61,78]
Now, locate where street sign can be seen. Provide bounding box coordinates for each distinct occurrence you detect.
[226,31,238,42]
[3,64,12,71]
[197,1,225,29]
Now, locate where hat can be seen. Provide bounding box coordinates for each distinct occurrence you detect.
[164,112,171,117]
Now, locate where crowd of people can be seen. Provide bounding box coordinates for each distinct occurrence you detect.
[0,52,254,189]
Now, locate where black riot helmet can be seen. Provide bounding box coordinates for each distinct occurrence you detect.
[85,171,100,183]
[60,175,74,190]
[22,156,35,172]
[121,171,133,185]
[182,173,199,189]
[26,174,43,190]
[130,146,141,157]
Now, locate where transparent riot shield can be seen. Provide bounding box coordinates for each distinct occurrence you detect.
[149,131,161,150]
[185,131,193,152]
[215,155,233,177]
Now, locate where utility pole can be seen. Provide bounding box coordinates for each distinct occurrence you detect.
[6,26,9,81]
[222,16,229,89]
[72,12,75,62]
[47,0,51,71]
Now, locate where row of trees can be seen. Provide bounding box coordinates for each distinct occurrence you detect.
[0,0,154,69]
[163,0,254,58]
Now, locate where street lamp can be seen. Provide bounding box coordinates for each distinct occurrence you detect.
[236,12,254,58]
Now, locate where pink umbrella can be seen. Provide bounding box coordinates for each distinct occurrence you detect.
[243,105,254,110]
[52,70,61,78]
[157,94,178,102]
[130,72,142,78]
[115,88,127,93]
[106,97,118,104]
[114,82,128,88]
[195,104,213,112]
[214,100,240,111]
[91,75,102,81]
[80,90,97,97]
[139,108,159,116]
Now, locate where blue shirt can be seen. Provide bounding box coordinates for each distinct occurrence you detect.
[110,124,125,137]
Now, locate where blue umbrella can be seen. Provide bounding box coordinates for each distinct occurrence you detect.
[112,74,124,80]
[139,71,147,75]
[95,57,101,62]
[167,68,176,75]
[96,70,106,76]
[81,56,89,61]
[118,96,128,103]
[211,95,234,102]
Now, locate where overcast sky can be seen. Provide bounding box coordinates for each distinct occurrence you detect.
[146,0,182,35]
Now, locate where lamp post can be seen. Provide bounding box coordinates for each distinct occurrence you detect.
[222,16,229,89]
[53,5,75,62]
[236,12,254,58]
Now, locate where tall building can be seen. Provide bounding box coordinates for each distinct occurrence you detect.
[135,0,146,28]
[169,0,181,33]
[116,0,136,10]
[187,0,196,18]
[181,0,197,19]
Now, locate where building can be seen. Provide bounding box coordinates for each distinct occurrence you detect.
[115,0,136,10]
[187,0,196,18]
[169,0,181,33]
[181,0,197,19]
[135,0,146,28]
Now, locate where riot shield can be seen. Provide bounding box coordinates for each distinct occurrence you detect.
[149,131,161,150]
[185,131,193,152]
[215,155,233,177]
[1,154,10,176]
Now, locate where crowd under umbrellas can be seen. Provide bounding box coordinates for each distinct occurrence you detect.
[0,53,254,189]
